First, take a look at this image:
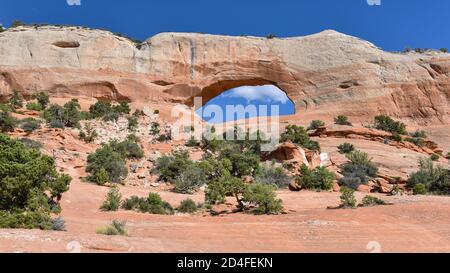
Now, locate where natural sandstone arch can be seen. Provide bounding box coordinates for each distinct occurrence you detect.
[184,78,294,110]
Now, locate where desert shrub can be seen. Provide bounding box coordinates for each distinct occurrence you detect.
[339,151,378,190]
[106,139,144,159]
[338,143,355,154]
[308,120,325,131]
[93,168,109,185]
[51,216,66,231]
[127,116,138,131]
[413,184,427,195]
[266,34,276,39]
[407,159,450,195]
[431,154,440,161]
[280,125,321,152]
[20,117,41,133]
[255,162,291,188]
[8,90,23,109]
[102,111,120,122]
[150,122,160,135]
[100,187,122,211]
[97,220,127,236]
[156,133,172,142]
[440,48,449,53]
[178,199,198,213]
[133,109,144,117]
[153,150,193,182]
[33,91,50,109]
[0,103,12,112]
[410,130,427,139]
[19,138,42,149]
[205,175,247,206]
[339,187,357,208]
[26,102,44,111]
[334,115,352,126]
[0,111,18,132]
[217,143,260,177]
[242,184,283,215]
[89,101,112,118]
[11,20,25,28]
[113,101,131,115]
[0,134,71,229]
[86,145,128,184]
[186,136,200,147]
[374,115,407,135]
[43,99,82,128]
[296,165,335,191]
[197,156,232,181]
[122,193,173,215]
[154,109,160,114]
[361,195,386,207]
[79,123,98,143]
[405,137,425,147]
[173,165,207,194]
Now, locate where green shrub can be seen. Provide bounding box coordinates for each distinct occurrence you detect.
[102,111,120,122]
[0,134,71,229]
[338,143,355,154]
[410,130,427,139]
[11,20,25,28]
[43,99,82,128]
[153,150,193,182]
[113,101,130,115]
[339,187,357,208]
[254,163,291,188]
[266,34,276,39]
[362,195,386,207]
[127,116,138,131]
[86,145,128,184]
[205,175,247,206]
[0,103,12,112]
[339,151,378,190]
[0,111,18,132]
[19,138,42,149]
[374,115,407,135]
[156,133,172,142]
[150,122,160,135]
[280,125,321,152]
[32,92,50,109]
[154,109,160,114]
[296,165,335,191]
[173,165,207,194]
[186,136,200,147]
[26,102,44,111]
[334,115,352,126]
[51,216,66,231]
[125,193,174,215]
[407,159,450,195]
[242,184,283,215]
[308,120,325,131]
[79,123,98,143]
[97,220,127,236]
[197,156,232,181]
[178,199,198,213]
[100,187,122,211]
[8,90,23,109]
[93,168,109,185]
[20,117,41,133]
[431,154,440,161]
[413,184,427,195]
[106,139,144,159]
[218,143,260,177]
[405,137,425,147]
[89,101,112,118]
[440,48,449,53]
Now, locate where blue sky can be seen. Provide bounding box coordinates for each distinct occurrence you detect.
[1,0,448,122]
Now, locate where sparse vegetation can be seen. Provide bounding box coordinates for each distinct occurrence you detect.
[0,111,18,132]
[96,220,128,236]
[43,99,82,128]
[374,115,407,135]
[173,165,208,194]
[153,150,194,182]
[338,143,355,154]
[407,159,450,195]
[8,90,23,109]
[339,151,378,190]
[121,193,174,215]
[86,145,128,184]
[19,138,42,149]
[33,91,50,109]
[79,123,98,143]
[361,195,386,207]
[127,116,138,131]
[254,162,291,189]
[280,124,321,151]
[20,117,41,133]
[339,187,357,209]
[242,184,283,215]
[10,20,26,28]
[334,115,352,126]
[26,102,44,111]
[100,187,122,211]
[0,134,71,229]
[308,120,325,131]
[296,165,335,191]
[431,154,440,161]
[178,199,199,213]
[150,122,160,135]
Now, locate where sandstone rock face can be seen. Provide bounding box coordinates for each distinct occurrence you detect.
[1,26,449,124]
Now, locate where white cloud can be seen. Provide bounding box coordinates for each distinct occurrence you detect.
[222,85,290,104]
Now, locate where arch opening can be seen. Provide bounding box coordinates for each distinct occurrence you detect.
[196,84,295,124]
